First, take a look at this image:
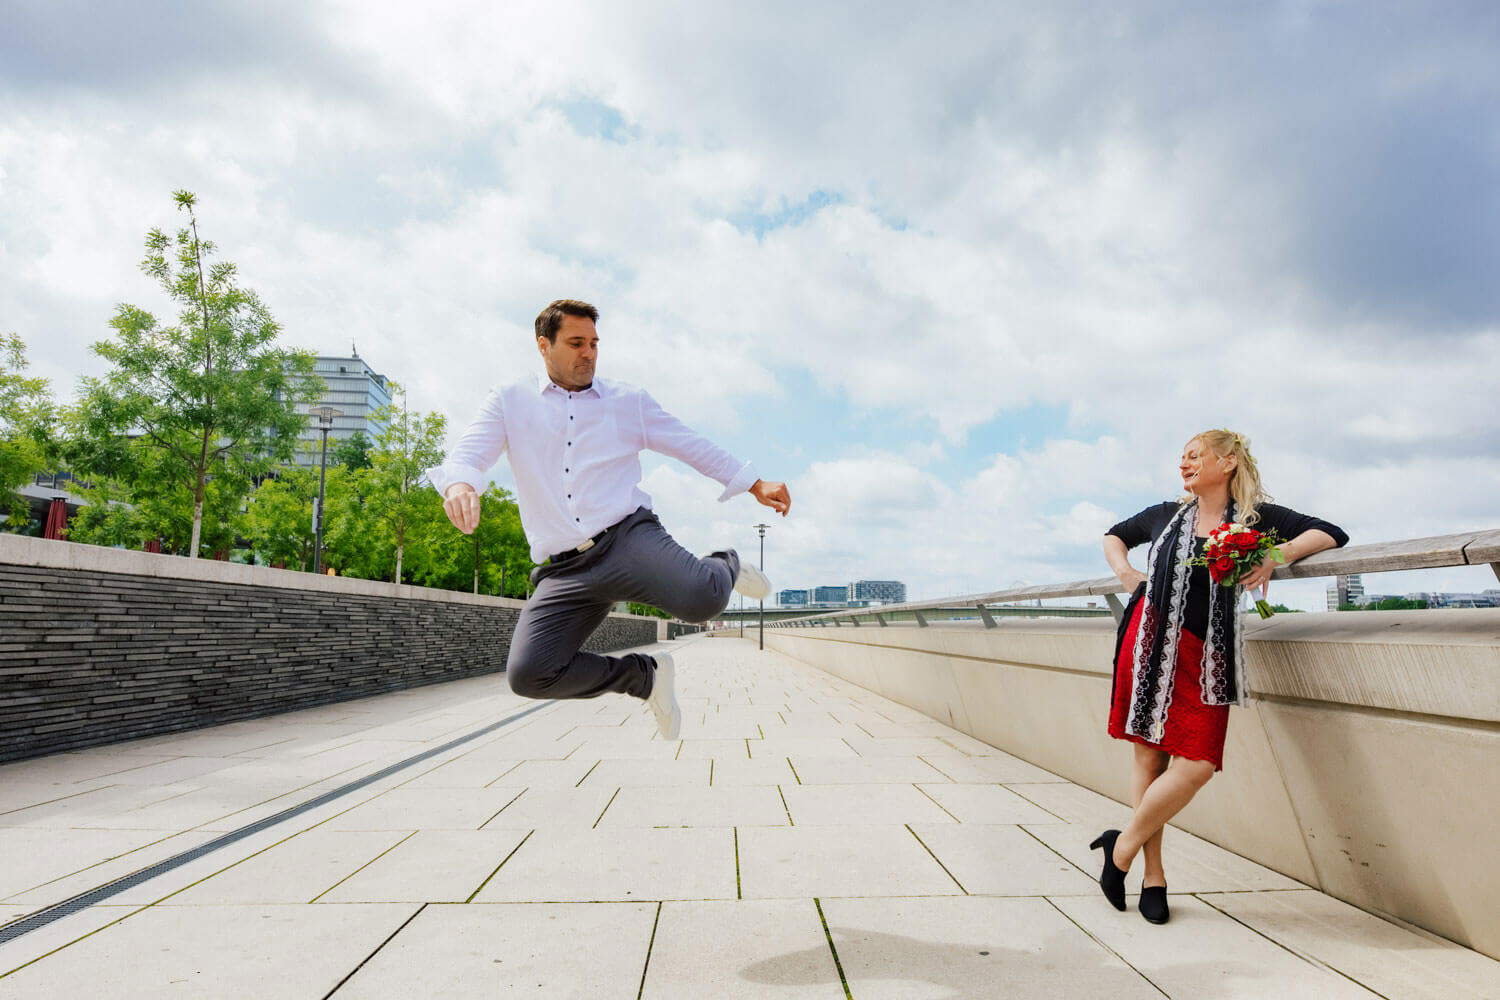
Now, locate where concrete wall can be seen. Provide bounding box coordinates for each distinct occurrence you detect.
[766,611,1500,960]
[0,535,660,763]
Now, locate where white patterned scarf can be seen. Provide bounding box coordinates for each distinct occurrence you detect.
[1125,498,1248,743]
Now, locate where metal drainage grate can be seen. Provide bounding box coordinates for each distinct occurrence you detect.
[0,700,551,946]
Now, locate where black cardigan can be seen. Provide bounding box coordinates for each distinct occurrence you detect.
[1106,501,1349,639]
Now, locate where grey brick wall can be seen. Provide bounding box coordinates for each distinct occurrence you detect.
[0,556,659,763]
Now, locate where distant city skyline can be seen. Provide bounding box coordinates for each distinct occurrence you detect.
[775,579,907,608]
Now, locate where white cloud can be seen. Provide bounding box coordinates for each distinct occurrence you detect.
[3,0,1497,612]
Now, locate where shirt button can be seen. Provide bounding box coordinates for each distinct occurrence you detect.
[565,468,570,473]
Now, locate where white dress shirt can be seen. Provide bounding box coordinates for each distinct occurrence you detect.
[426,373,759,562]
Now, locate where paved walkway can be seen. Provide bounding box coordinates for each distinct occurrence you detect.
[1,636,1496,998]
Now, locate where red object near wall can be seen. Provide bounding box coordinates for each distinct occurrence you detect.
[143,538,162,553]
[43,498,68,540]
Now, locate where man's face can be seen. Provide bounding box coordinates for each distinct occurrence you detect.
[539,315,598,390]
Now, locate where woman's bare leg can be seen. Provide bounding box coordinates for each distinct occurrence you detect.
[1113,756,1215,871]
[1131,745,1170,887]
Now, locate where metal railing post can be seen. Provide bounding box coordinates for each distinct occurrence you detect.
[1104,592,1125,625]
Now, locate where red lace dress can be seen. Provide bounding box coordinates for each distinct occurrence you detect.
[1107,588,1231,771]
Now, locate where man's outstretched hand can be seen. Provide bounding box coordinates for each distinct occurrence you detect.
[749,479,791,516]
[443,483,481,534]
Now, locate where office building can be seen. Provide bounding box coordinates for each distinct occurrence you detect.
[288,352,393,467]
[813,585,848,605]
[848,579,906,604]
[1327,573,1365,610]
[777,589,809,607]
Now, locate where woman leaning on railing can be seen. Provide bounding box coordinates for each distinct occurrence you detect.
[1092,429,1347,925]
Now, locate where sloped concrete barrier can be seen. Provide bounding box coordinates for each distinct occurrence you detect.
[767,611,1500,960]
[0,535,659,763]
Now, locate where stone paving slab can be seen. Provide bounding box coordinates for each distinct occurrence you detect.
[780,783,955,827]
[823,896,1165,1000]
[738,825,964,899]
[1,829,223,908]
[162,829,410,905]
[335,902,656,999]
[1200,890,1500,1000]
[0,903,419,999]
[644,899,845,998]
[318,829,531,904]
[472,826,738,902]
[1051,894,1385,998]
[0,636,1497,998]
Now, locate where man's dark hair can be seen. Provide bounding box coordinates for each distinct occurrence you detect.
[535,299,599,342]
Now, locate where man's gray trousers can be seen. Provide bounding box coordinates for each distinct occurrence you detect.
[505,507,740,701]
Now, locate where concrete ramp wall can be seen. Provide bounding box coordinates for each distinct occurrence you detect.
[766,611,1500,960]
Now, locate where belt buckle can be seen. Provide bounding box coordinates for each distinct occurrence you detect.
[575,538,595,553]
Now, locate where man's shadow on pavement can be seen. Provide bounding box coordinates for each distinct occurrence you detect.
[739,922,1278,999]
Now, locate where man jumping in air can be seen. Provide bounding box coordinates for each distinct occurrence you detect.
[427,299,790,739]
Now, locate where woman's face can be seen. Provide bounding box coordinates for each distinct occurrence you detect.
[1180,438,1234,495]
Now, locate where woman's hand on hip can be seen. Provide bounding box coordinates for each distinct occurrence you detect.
[1116,567,1147,593]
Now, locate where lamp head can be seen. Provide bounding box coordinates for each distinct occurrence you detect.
[310,405,343,429]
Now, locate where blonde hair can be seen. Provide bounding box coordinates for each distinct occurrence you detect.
[1190,429,1272,525]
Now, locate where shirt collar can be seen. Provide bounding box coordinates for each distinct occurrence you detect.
[536,372,604,398]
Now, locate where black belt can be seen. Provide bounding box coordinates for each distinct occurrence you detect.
[545,526,613,567]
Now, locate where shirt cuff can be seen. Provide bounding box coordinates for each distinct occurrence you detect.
[427,463,483,498]
[718,461,759,502]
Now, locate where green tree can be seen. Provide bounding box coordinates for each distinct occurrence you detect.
[1340,597,1428,611]
[464,485,531,595]
[320,472,391,579]
[244,466,319,569]
[0,333,55,529]
[408,484,532,595]
[364,384,446,583]
[76,191,318,558]
[66,476,152,549]
[334,430,372,471]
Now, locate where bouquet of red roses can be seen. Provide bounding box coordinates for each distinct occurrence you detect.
[1190,522,1285,618]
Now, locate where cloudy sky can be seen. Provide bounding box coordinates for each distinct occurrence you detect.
[3,0,1497,609]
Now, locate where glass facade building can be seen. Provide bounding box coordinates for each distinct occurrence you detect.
[848,580,907,604]
[813,585,849,604]
[289,354,393,467]
[1326,573,1365,610]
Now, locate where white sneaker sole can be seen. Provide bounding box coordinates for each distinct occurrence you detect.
[733,562,772,601]
[646,653,681,741]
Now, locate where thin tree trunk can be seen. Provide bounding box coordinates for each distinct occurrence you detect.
[395,520,404,583]
[188,204,212,561]
[189,498,204,558]
[188,430,211,559]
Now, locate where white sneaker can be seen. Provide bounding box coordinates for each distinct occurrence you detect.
[646,653,681,741]
[733,562,772,601]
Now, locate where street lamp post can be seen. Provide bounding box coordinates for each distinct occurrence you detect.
[310,405,342,574]
[754,522,769,651]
